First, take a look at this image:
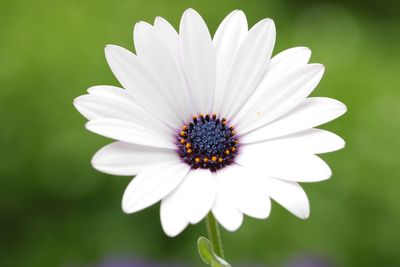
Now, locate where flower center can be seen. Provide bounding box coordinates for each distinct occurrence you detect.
[177,113,238,171]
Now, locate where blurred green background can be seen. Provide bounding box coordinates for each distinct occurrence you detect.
[1,0,400,266]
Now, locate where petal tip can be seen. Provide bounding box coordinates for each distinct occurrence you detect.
[154,16,164,25]
[184,7,197,14]
[300,204,311,220]
[225,221,243,232]
[104,44,122,59]
[340,102,348,113]
[121,200,132,214]
[122,188,140,214]
[261,18,275,29]
[104,44,116,51]
[182,8,199,19]
[300,213,310,220]
[161,224,186,238]
[297,205,310,220]
[231,9,245,17]
[72,96,82,108]
[72,97,89,117]
[160,208,188,237]
[84,120,94,131]
[90,152,102,168]
[182,8,204,24]
[299,46,312,57]
[310,63,325,72]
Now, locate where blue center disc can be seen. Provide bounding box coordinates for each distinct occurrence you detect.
[177,114,238,171]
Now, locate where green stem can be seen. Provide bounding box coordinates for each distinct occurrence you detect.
[205,213,225,259]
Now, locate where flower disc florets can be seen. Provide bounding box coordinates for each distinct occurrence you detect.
[177,113,238,171]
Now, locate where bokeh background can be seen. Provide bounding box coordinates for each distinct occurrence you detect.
[1,0,399,266]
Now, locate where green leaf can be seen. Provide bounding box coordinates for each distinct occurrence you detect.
[197,237,232,267]
[197,236,213,264]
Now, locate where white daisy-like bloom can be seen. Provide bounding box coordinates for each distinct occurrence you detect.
[74,9,346,237]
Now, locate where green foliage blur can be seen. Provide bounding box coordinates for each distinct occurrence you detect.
[1,0,399,266]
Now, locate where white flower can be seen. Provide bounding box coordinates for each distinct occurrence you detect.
[74,9,346,237]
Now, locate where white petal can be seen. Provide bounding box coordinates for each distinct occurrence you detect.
[75,86,136,121]
[91,142,177,176]
[174,168,216,224]
[242,128,345,154]
[264,178,310,219]
[74,88,171,135]
[238,64,325,133]
[180,8,216,113]
[160,188,189,237]
[213,10,248,112]
[87,85,138,103]
[265,47,312,83]
[220,18,276,118]
[236,150,332,182]
[104,45,180,128]
[216,165,271,219]
[243,97,347,142]
[154,16,180,57]
[86,118,175,149]
[134,22,192,120]
[212,192,243,232]
[233,47,311,125]
[122,161,190,213]
[74,94,134,121]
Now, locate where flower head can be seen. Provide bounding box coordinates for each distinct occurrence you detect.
[74,9,346,237]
